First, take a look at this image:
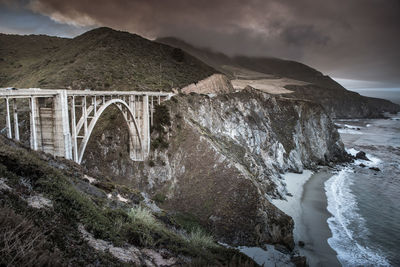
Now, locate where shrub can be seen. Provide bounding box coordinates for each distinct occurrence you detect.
[186,227,218,249]
[152,104,171,133]
[128,206,159,228]
[153,193,166,204]
[148,160,155,167]
[126,206,163,247]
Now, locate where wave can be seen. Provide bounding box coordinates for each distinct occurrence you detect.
[346,148,382,167]
[325,167,390,266]
[338,129,364,135]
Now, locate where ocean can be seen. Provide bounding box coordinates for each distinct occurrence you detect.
[350,88,400,105]
[327,114,400,266]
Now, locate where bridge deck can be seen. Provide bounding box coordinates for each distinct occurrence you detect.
[0,89,173,98]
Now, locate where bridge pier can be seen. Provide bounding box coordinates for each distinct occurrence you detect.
[29,97,38,151]
[53,90,72,159]
[13,99,19,141]
[5,97,12,139]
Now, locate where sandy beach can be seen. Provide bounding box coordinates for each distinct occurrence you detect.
[272,168,340,267]
[297,168,340,267]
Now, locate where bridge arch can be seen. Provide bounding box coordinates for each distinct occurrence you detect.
[77,99,142,164]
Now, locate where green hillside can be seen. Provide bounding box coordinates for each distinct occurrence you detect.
[0,28,217,91]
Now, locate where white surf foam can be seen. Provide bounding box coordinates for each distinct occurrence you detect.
[338,128,364,135]
[344,124,362,130]
[336,119,361,122]
[346,148,382,167]
[325,168,390,266]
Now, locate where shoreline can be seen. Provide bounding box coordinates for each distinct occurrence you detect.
[297,168,340,267]
[241,168,342,266]
[271,168,340,266]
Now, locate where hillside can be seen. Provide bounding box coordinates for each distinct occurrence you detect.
[0,28,217,91]
[157,37,400,118]
[0,135,257,266]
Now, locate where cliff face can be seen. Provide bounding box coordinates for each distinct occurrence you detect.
[82,87,347,249]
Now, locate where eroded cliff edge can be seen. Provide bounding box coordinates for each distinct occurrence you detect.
[83,87,349,251]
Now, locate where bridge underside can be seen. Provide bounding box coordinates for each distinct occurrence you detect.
[0,89,173,164]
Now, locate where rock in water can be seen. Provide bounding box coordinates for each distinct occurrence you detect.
[355,151,370,161]
[369,167,381,172]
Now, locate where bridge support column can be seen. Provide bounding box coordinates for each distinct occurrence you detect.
[29,97,39,150]
[5,97,12,139]
[53,90,72,159]
[70,96,78,162]
[142,95,150,157]
[13,99,19,141]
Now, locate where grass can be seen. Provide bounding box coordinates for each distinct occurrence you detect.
[127,206,217,251]
[186,227,218,249]
[128,206,159,227]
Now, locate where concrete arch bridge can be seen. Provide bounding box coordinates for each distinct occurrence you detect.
[0,89,173,164]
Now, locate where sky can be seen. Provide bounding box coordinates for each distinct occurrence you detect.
[1,0,399,88]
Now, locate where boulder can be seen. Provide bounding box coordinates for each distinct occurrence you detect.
[355,151,369,161]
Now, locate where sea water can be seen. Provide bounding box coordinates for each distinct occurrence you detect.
[350,88,400,105]
[326,114,400,266]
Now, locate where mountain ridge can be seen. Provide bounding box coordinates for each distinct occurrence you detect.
[157,36,400,118]
[0,27,217,91]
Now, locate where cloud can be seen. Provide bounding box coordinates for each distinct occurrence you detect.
[3,0,400,85]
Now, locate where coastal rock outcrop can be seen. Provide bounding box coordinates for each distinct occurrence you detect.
[83,87,348,249]
[355,151,369,161]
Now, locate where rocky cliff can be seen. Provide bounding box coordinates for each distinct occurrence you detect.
[82,87,348,251]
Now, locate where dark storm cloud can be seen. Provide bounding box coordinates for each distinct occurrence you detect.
[281,25,330,47]
[3,0,400,84]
